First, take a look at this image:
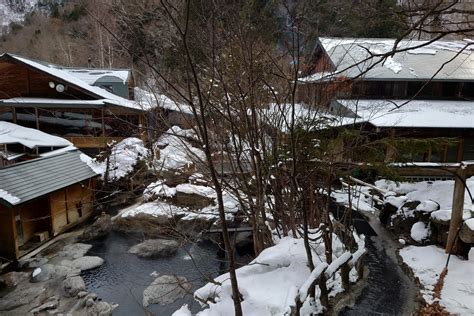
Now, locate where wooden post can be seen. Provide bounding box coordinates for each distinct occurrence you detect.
[34,107,40,130]
[12,107,17,124]
[445,165,467,253]
[340,263,350,290]
[101,107,106,136]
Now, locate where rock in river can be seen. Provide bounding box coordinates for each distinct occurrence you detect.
[58,243,92,259]
[142,275,192,307]
[63,276,86,297]
[81,212,112,241]
[71,256,105,271]
[129,239,180,258]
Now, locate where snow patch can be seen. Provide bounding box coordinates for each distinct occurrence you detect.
[401,245,474,315]
[0,188,21,205]
[410,221,430,242]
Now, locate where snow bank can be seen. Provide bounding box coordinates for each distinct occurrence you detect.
[84,137,149,181]
[410,221,431,242]
[375,178,474,211]
[154,126,205,170]
[400,245,474,315]
[176,183,216,198]
[193,233,365,315]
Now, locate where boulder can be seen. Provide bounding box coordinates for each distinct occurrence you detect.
[31,264,56,283]
[58,243,92,259]
[71,256,104,271]
[0,271,29,288]
[81,213,112,241]
[379,201,399,225]
[113,213,182,238]
[459,219,474,243]
[18,257,48,269]
[0,285,46,311]
[54,263,81,278]
[176,217,215,237]
[142,275,192,307]
[29,296,59,314]
[129,239,180,258]
[63,276,86,297]
[88,301,118,316]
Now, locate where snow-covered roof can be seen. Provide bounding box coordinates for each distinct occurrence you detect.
[134,87,193,114]
[0,53,142,111]
[0,121,72,148]
[61,68,131,85]
[336,99,474,129]
[300,37,474,82]
[0,98,106,107]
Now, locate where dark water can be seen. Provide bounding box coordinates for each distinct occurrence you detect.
[82,232,224,316]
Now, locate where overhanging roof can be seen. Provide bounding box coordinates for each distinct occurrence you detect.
[0,150,99,207]
[300,37,474,82]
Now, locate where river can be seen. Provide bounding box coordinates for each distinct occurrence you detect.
[82,232,224,315]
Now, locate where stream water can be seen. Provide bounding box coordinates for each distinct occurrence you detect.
[340,212,419,315]
[82,232,224,316]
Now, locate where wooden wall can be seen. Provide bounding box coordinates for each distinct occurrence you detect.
[17,197,51,243]
[0,60,95,100]
[0,205,17,260]
[50,179,95,236]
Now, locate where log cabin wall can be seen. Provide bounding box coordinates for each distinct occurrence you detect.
[0,60,95,100]
[0,205,17,260]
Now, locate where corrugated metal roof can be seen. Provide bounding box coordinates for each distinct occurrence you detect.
[301,37,474,82]
[0,150,99,207]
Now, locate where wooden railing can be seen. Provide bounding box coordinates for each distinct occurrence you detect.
[286,248,366,315]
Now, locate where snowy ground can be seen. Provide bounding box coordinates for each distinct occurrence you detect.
[400,245,474,315]
[172,232,365,315]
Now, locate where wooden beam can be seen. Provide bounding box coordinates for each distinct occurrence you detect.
[445,165,467,254]
[12,107,16,124]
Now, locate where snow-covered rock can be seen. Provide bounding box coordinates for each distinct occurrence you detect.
[142,275,192,307]
[410,221,431,242]
[84,137,149,181]
[154,126,205,171]
[416,200,439,213]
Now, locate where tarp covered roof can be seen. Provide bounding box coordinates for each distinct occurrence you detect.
[300,37,474,82]
[0,150,98,206]
[336,99,474,129]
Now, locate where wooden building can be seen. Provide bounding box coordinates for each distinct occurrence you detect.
[0,53,145,149]
[298,37,474,163]
[0,150,99,260]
